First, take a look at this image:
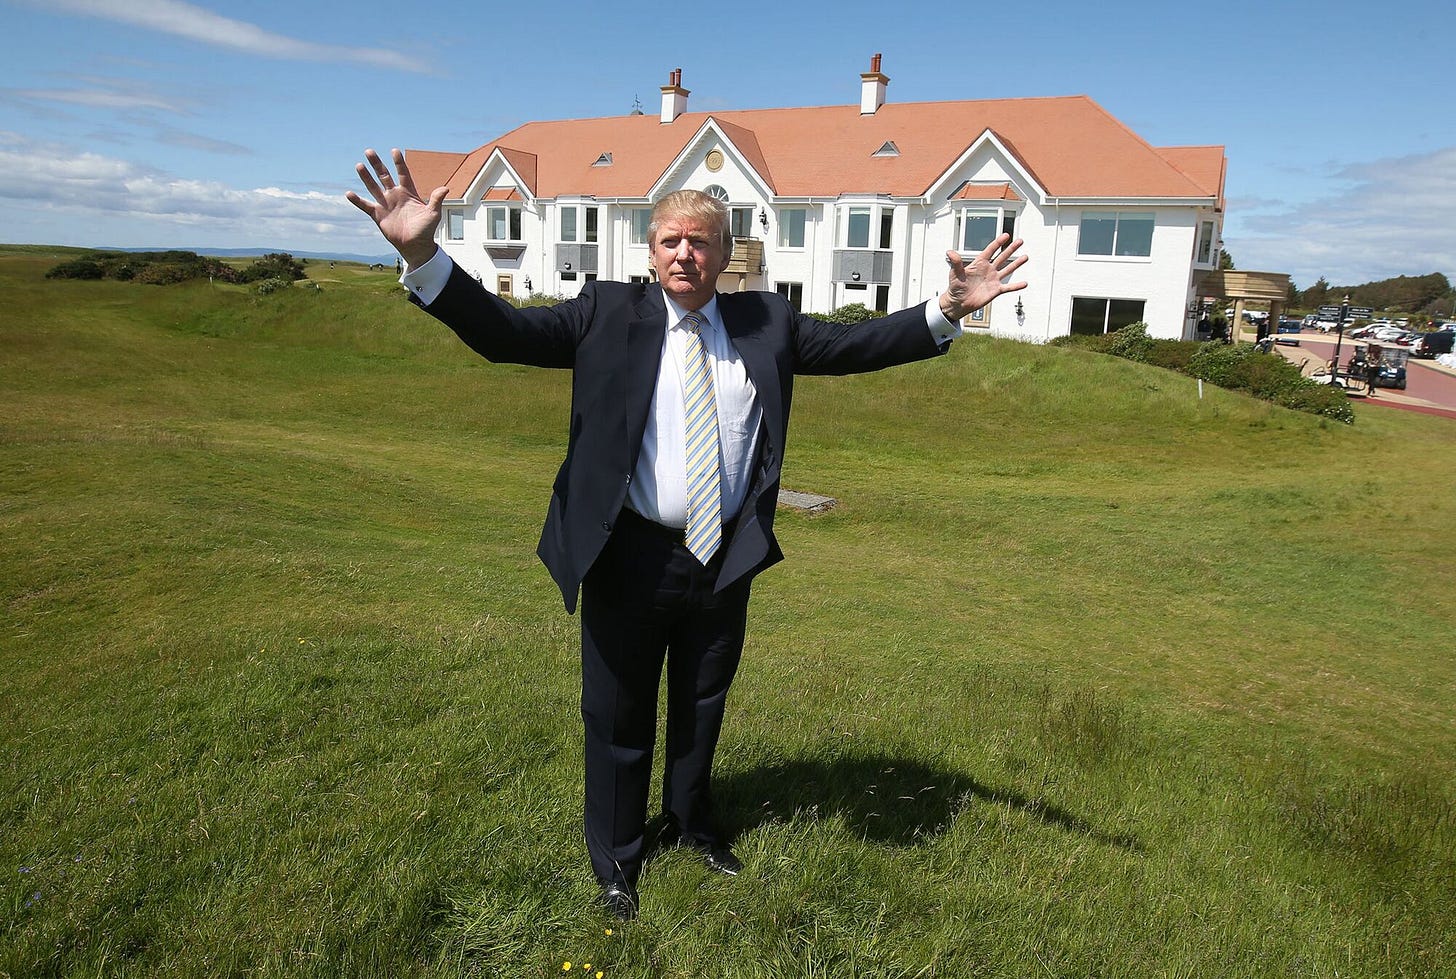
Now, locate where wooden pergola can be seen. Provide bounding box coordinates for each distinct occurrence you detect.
[1192,269,1292,333]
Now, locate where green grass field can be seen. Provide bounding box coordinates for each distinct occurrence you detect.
[3,245,1454,977]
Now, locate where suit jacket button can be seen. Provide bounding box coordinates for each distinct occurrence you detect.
[602,521,612,532]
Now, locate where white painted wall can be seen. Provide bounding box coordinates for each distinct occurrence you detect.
[446,140,1212,338]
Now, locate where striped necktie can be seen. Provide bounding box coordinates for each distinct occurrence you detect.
[680,310,722,564]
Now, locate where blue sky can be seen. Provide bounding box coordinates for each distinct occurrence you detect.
[2,0,1452,289]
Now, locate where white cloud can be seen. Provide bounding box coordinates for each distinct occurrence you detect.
[1227,146,1456,289]
[33,0,430,74]
[6,87,188,113]
[0,132,378,249]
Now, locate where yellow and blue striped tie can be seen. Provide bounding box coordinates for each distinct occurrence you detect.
[680,310,721,564]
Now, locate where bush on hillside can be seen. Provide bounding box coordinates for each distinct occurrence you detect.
[239,253,307,283]
[1185,342,1353,423]
[1106,322,1154,362]
[44,258,105,280]
[44,250,241,285]
[817,302,874,325]
[254,276,295,295]
[1058,328,1354,424]
[511,292,567,308]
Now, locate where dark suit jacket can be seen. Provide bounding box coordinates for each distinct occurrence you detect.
[417,266,950,612]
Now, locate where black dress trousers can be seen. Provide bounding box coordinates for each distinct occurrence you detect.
[578,507,750,888]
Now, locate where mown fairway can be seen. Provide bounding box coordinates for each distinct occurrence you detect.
[3,246,1454,978]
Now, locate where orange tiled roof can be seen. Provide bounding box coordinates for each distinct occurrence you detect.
[951,182,1022,201]
[409,95,1222,204]
[481,187,523,201]
[1156,145,1227,210]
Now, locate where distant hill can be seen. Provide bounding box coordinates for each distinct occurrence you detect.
[93,245,398,265]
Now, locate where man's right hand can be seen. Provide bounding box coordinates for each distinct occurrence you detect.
[345,147,447,268]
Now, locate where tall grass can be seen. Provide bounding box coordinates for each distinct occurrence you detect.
[3,247,1453,977]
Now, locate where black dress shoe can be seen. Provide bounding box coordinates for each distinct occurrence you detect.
[698,844,742,876]
[598,882,638,921]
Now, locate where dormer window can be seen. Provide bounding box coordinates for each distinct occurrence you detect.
[872,140,900,158]
[592,152,613,167]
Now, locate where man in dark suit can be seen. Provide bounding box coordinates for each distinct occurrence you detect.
[348,147,1027,920]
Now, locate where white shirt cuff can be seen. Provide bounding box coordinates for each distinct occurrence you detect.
[925,298,961,345]
[399,248,452,305]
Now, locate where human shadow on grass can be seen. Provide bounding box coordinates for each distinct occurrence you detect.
[710,750,1143,853]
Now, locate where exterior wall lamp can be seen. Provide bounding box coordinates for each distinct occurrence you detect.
[758,208,768,230]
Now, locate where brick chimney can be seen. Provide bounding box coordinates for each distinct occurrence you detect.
[660,68,689,124]
[860,53,888,115]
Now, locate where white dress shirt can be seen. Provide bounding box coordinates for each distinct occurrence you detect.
[400,249,962,527]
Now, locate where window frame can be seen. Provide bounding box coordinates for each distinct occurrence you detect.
[1070,296,1147,336]
[445,208,464,241]
[1078,211,1154,259]
[1195,220,1215,265]
[485,205,522,242]
[629,208,652,245]
[775,281,804,312]
[778,207,807,249]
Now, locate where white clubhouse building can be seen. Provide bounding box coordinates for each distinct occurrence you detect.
[406,56,1228,341]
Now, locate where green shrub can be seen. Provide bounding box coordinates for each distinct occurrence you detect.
[1144,340,1200,373]
[44,258,105,280]
[1106,321,1153,362]
[133,263,195,285]
[816,302,874,325]
[511,292,567,308]
[255,276,294,295]
[240,253,306,283]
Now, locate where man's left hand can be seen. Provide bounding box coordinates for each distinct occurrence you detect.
[939,234,1028,323]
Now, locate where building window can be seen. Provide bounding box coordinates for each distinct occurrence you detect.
[486,206,521,241]
[957,212,998,252]
[730,206,754,238]
[585,207,598,244]
[845,206,872,248]
[1079,212,1154,257]
[775,281,803,311]
[954,208,1017,253]
[630,208,651,245]
[875,284,890,313]
[840,204,893,249]
[561,271,578,282]
[703,184,730,202]
[779,208,806,248]
[629,274,651,285]
[560,207,577,243]
[446,209,464,241]
[1070,297,1146,335]
[1195,221,1215,265]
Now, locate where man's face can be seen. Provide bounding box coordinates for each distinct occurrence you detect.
[649,214,727,311]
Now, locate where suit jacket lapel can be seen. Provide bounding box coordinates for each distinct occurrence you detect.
[623,285,667,453]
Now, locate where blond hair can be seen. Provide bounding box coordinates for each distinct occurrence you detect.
[648,190,733,258]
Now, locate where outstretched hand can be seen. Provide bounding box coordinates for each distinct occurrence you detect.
[939,234,1028,323]
[345,148,447,268]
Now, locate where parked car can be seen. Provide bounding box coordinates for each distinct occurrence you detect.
[1276,318,1303,334]
[1414,330,1456,359]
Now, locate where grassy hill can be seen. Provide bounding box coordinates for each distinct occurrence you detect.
[3,246,1453,977]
